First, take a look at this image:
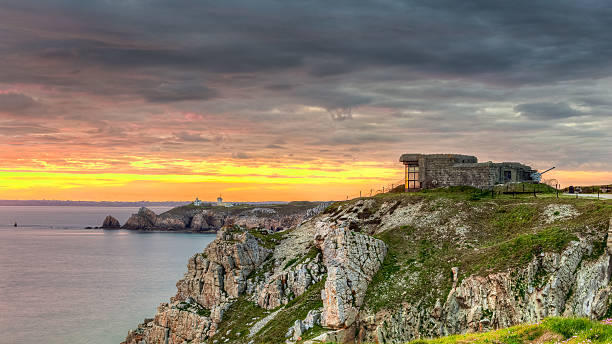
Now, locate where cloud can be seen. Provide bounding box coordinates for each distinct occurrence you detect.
[173,131,211,142]
[142,82,218,103]
[515,102,583,120]
[0,122,58,135]
[0,93,40,115]
[0,0,611,182]
[232,152,251,159]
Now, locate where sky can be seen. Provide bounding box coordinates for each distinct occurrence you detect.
[0,0,611,201]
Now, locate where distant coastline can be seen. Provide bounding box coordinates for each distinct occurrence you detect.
[0,200,189,207]
[0,200,291,207]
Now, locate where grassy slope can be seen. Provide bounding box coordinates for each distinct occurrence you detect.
[407,317,612,344]
[357,187,612,313]
[207,278,326,344]
[208,187,610,343]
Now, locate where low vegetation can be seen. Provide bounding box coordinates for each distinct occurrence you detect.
[162,201,325,217]
[407,317,612,344]
[248,229,286,249]
[207,297,268,343]
[207,276,326,343]
[363,189,610,313]
[253,277,326,343]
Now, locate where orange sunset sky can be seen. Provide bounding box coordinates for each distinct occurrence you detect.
[0,2,610,201]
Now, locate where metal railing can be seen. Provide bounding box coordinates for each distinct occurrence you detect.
[341,179,405,201]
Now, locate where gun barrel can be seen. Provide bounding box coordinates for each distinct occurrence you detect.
[540,166,556,175]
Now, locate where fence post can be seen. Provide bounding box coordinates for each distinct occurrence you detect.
[360,191,362,198]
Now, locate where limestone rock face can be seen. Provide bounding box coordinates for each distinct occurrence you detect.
[122,207,157,229]
[286,309,322,342]
[314,222,387,329]
[102,215,120,228]
[114,202,330,231]
[365,239,612,343]
[121,192,611,344]
[124,302,213,344]
[123,228,271,344]
[154,216,187,230]
[252,253,326,309]
[190,212,210,230]
[174,229,272,307]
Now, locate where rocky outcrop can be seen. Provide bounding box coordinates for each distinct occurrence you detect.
[154,216,187,230]
[175,229,271,306]
[252,252,326,309]
[362,239,612,343]
[122,207,157,229]
[123,193,611,344]
[102,215,120,228]
[123,228,271,344]
[314,222,387,329]
[118,202,329,231]
[286,309,322,342]
[190,212,210,230]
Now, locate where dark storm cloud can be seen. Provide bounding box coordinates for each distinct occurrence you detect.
[4,0,612,87]
[0,122,58,135]
[142,82,218,103]
[0,93,40,115]
[0,0,611,173]
[232,152,251,159]
[173,131,212,142]
[515,102,583,120]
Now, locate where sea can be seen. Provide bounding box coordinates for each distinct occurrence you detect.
[0,206,216,344]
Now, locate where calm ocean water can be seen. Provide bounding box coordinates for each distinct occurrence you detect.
[0,206,215,344]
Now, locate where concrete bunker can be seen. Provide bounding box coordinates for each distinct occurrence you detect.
[399,153,537,191]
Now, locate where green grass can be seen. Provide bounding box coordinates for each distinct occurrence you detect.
[365,224,455,312]
[252,277,326,343]
[364,200,583,313]
[296,324,326,343]
[207,297,269,343]
[493,204,538,232]
[464,226,577,275]
[175,300,211,317]
[248,229,286,249]
[283,257,299,269]
[406,317,612,344]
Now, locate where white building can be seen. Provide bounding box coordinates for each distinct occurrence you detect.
[193,197,202,206]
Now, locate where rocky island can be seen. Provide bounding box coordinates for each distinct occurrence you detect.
[122,188,612,343]
[103,201,330,232]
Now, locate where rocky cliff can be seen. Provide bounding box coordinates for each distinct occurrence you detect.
[118,201,330,231]
[123,189,612,343]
